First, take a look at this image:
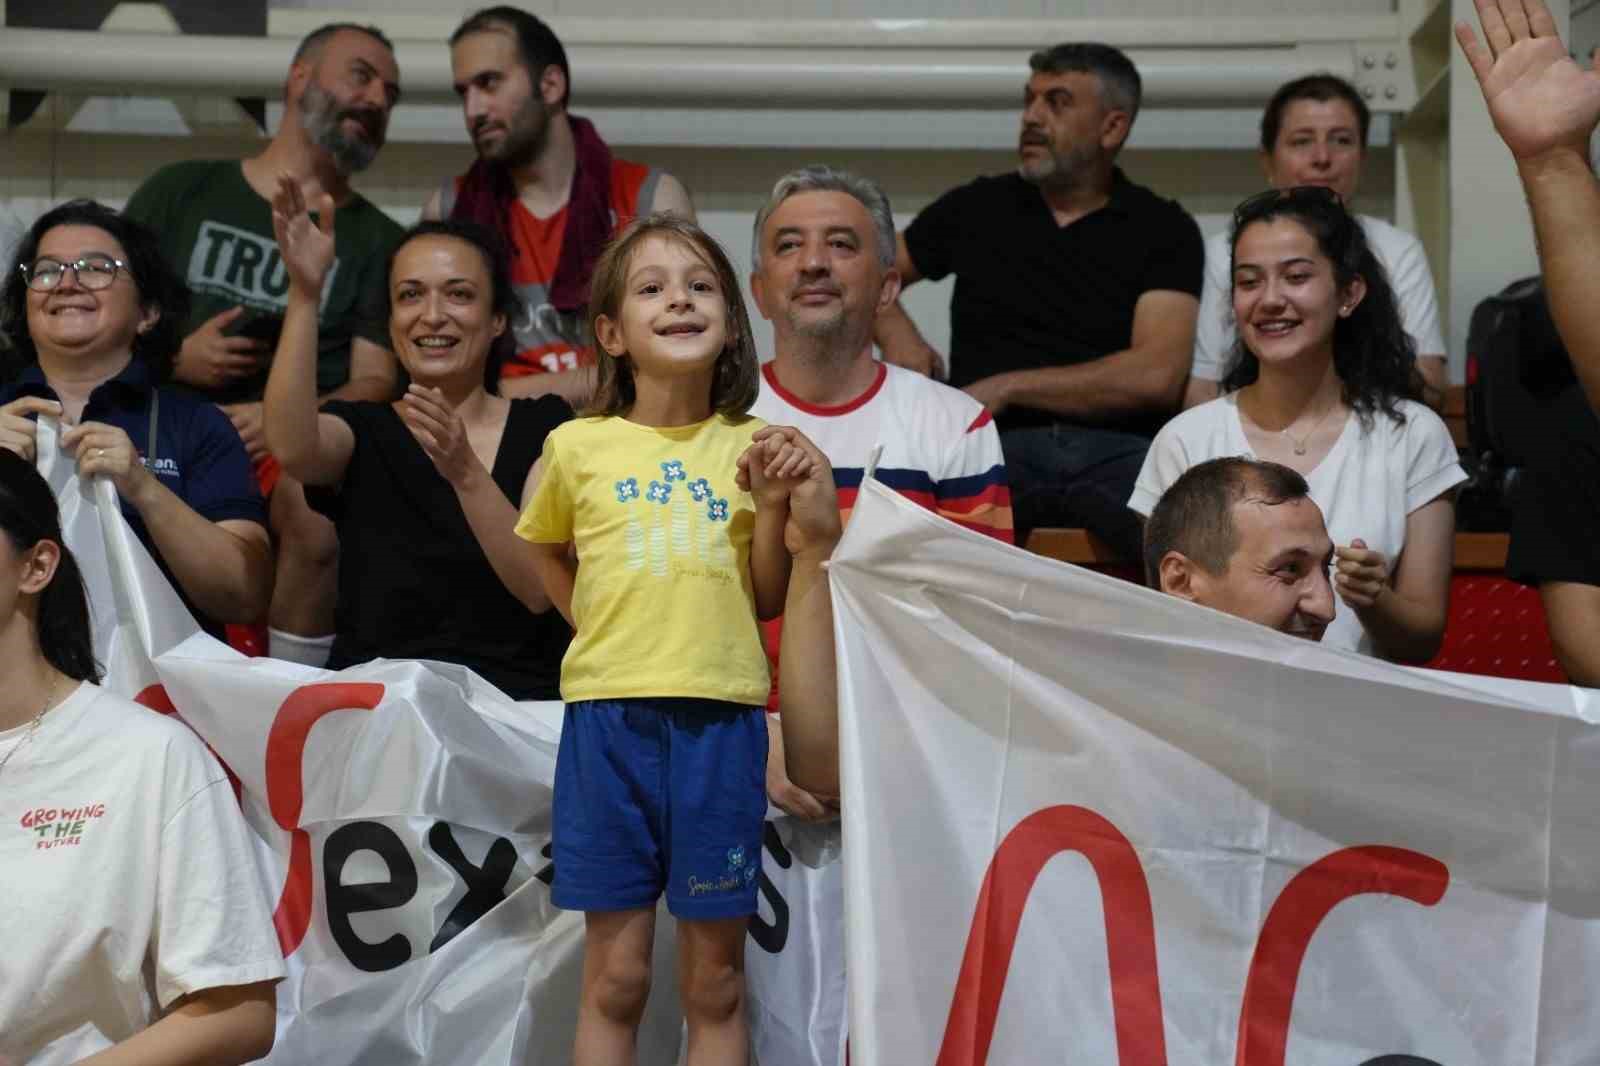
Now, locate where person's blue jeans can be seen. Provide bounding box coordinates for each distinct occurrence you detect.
[1000,423,1150,559]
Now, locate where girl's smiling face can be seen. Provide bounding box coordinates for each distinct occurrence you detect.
[593,234,730,386]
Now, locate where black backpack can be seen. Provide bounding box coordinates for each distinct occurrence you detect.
[1460,277,1578,529]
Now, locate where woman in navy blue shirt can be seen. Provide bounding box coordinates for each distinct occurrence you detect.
[0,201,269,633]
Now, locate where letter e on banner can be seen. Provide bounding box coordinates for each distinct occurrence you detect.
[324,821,419,972]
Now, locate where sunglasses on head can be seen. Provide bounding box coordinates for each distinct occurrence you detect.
[1232,185,1346,227]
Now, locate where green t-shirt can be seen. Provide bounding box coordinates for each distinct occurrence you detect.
[125,160,403,404]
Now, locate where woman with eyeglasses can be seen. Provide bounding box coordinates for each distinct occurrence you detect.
[0,201,270,637]
[1129,187,1466,662]
[1185,74,1447,411]
[0,448,283,1066]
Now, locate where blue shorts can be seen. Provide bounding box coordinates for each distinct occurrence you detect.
[552,697,768,920]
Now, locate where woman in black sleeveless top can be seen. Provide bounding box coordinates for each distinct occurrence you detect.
[262,183,569,699]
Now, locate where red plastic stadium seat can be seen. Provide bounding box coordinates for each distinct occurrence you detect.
[1425,574,1565,683]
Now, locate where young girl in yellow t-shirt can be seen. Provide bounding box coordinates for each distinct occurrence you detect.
[515,214,827,1064]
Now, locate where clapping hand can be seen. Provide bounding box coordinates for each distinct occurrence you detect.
[1334,537,1390,610]
[400,385,480,487]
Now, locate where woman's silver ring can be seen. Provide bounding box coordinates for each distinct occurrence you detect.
[94,448,105,459]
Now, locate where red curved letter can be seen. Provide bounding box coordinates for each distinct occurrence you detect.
[135,683,243,802]
[264,682,385,955]
[1235,845,1449,1066]
[937,805,1166,1066]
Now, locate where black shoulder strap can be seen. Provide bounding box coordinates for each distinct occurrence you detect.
[146,388,160,468]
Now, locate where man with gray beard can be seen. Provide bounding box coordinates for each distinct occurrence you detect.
[872,43,1203,560]
[125,23,405,667]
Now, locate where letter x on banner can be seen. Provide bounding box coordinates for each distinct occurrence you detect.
[829,478,1600,1066]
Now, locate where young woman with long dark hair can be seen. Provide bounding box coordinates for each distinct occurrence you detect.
[0,449,282,1065]
[1132,188,1465,661]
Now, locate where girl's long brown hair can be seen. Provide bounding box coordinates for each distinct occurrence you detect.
[584,214,760,419]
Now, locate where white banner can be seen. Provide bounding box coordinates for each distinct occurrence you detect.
[42,421,688,1065]
[830,478,1599,1066]
[746,818,847,1066]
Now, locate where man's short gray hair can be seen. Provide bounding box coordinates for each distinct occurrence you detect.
[1029,42,1142,124]
[750,165,896,271]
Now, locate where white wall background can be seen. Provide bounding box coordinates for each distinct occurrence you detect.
[0,126,1396,361]
[0,0,1410,364]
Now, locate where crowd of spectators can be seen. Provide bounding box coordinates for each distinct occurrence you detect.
[0,0,1596,1061]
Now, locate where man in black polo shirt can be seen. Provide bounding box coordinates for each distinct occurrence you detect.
[874,42,1203,557]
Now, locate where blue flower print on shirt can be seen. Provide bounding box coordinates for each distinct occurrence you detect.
[661,460,686,482]
[707,498,729,521]
[688,477,712,502]
[647,480,672,504]
[615,478,640,503]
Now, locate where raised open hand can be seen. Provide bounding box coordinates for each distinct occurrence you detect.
[1456,0,1600,162]
[270,173,337,298]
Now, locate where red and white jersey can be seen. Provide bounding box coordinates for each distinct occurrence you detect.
[751,361,1012,541]
[751,360,1013,710]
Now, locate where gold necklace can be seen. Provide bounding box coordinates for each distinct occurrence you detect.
[0,680,63,783]
[1281,401,1340,456]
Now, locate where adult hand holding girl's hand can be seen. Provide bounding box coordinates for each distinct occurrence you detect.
[738,425,822,505]
[1334,537,1390,610]
[739,426,839,557]
[0,396,60,462]
[401,385,481,487]
[270,173,336,298]
[61,421,155,504]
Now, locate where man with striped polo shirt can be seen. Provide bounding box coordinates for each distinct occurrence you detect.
[748,164,1013,816]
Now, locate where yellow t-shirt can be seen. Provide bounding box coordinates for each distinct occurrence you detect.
[515,413,770,705]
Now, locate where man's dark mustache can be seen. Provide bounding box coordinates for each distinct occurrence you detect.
[340,109,382,136]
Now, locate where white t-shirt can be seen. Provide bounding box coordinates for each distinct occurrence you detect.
[1128,395,1467,656]
[749,361,1011,539]
[1190,216,1446,382]
[0,683,285,1065]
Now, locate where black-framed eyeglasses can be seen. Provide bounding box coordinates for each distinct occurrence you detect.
[19,255,130,293]
[1232,185,1345,227]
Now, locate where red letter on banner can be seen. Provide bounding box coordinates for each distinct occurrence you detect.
[936,805,1167,1066]
[134,683,243,802]
[264,682,386,955]
[1234,845,1449,1066]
